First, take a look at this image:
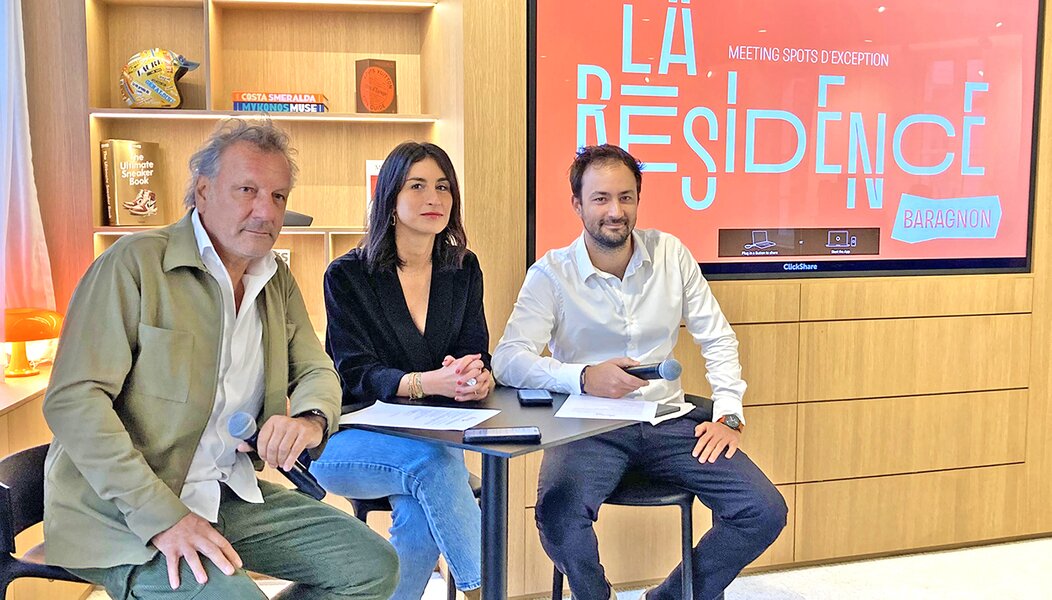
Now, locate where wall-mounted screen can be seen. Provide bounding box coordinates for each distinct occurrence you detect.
[528,0,1042,277]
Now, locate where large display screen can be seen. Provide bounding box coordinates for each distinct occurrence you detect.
[529,1,1042,277]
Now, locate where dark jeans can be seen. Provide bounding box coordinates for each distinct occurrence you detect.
[535,415,787,600]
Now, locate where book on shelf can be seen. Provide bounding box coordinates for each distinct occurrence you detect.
[356,59,397,113]
[273,248,292,268]
[232,91,329,104]
[366,159,384,211]
[232,102,328,113]
[100,139,166,226]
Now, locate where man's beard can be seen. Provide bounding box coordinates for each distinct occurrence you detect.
[586,218,632,250]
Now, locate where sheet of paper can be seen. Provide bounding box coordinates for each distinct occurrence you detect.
[555,394,659,421]
[339,401,499,431]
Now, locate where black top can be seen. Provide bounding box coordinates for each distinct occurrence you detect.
[323,247,490,413]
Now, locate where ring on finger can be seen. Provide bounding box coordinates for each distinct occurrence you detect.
[466,377,478,387]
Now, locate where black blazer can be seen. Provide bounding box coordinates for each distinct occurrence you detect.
[323,247,490,413]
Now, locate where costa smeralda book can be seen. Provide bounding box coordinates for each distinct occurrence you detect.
[232,92,329,113]
[100,139,166,226]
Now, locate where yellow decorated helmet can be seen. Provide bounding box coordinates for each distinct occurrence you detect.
[119,48,200,109]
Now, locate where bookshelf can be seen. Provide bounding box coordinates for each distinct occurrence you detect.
[84,0,463,331]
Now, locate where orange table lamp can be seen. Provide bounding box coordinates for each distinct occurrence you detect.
[4,308,63,378]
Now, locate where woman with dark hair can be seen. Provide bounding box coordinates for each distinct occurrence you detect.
[310,141,488,600]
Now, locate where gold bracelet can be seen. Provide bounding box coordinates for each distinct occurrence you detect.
[409,372,425,399]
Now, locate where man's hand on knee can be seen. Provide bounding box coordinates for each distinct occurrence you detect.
[243,414,325,471]
[151,513,242,589]
[582,358,649,398]
[692,421,741,463]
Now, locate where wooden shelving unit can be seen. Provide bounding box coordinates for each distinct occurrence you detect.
[84,0,463,331]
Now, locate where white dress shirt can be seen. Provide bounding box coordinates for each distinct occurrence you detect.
[181,210,277,521]
[492,229,746,425]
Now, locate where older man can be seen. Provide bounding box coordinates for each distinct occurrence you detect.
[43,119,398,599]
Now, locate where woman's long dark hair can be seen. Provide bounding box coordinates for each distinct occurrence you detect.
[362,142,468,273]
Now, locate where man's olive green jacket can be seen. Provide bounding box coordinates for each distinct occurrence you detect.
[42,213,341,568]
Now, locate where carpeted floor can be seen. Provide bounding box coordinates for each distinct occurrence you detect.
[86,536,1052,599]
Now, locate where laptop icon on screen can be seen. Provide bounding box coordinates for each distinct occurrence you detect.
[744,230,777,250]
[826,230,857,249]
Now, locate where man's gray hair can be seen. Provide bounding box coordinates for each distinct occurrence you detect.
[183,118,299,209]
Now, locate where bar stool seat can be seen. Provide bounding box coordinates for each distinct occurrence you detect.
[605,472,694,507]
[551,471,699,600]
[348,473,483,600]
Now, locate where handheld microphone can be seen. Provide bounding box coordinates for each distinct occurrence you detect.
[227,412,327,501]
[622,359,683,380]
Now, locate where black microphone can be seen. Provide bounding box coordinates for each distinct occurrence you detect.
[622,359,683,380]
[228,412,327,501]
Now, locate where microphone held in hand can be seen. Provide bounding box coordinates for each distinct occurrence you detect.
[622,359,683,381]
[227,412,327,501]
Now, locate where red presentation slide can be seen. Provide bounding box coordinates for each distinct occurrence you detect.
[532,0,1039,275]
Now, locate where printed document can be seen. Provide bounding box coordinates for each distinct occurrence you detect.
[555,394,660,421]
[340,401,499,431]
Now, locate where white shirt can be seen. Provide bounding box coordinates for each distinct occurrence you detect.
[181,210,277,521]
[492,229,746,426]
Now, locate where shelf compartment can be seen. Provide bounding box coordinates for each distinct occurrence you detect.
[211,0,436,12]
[211,6,426,113]
[86,0,208,110]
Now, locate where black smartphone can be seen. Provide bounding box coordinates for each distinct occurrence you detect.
[517,389,554,406]
[463,426,542,444]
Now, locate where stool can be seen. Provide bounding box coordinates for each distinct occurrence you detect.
[348,473,483,600]
[551,471,719,600]
[0,445,88,597]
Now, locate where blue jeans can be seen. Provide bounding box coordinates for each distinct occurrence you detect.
[310,428,482,600]
[536,417,787,600]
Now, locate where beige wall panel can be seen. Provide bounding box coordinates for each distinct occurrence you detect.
[798,390,1027,482]
[709,282,800,324]
[331,232,366,259]
[85,0,110,109]
[799,314,1031,401]
[799,276,1033,321]
[523,504,686,595]
[207,0,223,108]
[278,121,432,228]
[678,323,799,406]
[740,405,796,485]
[420,0,464,174]
[103,5,208,109]
[795,464,1028,562]
[272,233,328,331]
[0,415,9,458]
[6,396,54,453]
[1026,3,1052,535]
[23,0,95,312]
[463,0,526,347]
[217,9,422,114]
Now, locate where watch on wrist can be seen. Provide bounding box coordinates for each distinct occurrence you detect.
[579,365,589,394]
[296,409,329,432]
[718,414,743,432]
